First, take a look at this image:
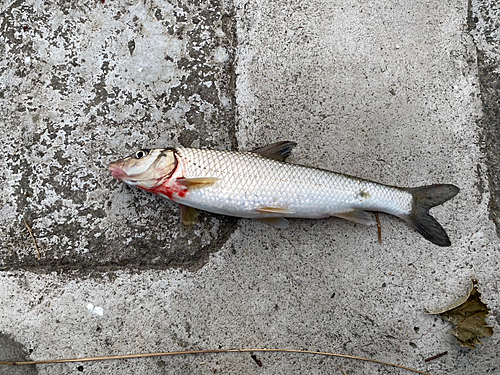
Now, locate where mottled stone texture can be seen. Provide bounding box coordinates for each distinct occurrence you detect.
[0,0,238,272]
[469,0,500,236]
[0,333,38,375]
[0,0,499,374]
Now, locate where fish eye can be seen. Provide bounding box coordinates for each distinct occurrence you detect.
[135,150,148,159]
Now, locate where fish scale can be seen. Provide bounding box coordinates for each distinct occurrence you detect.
[173,147,413,219]
[108,141,459,246]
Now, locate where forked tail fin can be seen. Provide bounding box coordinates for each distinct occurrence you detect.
[404,184,460,247]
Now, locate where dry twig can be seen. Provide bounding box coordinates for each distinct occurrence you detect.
[24,220,41,259]
[424,351,448,362]
[374,213,382,243]
[0,348,433,374]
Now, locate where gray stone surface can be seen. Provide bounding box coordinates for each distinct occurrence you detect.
[0,333,37,375]
[0,0,238,272]
[1,0,499,374]
[471,0,500,236]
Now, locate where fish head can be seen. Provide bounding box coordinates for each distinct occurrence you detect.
[108,148,177,189]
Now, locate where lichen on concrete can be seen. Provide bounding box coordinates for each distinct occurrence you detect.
[0,0,238,272]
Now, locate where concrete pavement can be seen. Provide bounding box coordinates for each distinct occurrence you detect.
[1,0,499,374]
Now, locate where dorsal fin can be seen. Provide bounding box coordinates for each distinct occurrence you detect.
[250,141,297,161]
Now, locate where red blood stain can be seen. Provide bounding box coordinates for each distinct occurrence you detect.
[143,180,188,201]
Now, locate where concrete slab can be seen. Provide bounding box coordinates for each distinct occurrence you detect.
[1,0,499,374]
[0,0,238,272]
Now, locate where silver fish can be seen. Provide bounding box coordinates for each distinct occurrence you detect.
[108,141,459,246]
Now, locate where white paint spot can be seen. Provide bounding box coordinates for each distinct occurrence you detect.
[87,303,104,316]
[24,56,31,66]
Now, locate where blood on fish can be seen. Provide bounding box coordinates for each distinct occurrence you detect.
[144,180,188,201]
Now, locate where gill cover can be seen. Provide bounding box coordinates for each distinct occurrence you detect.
[108,149,177,189]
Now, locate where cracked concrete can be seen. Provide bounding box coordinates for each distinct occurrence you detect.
[1,0,500,374]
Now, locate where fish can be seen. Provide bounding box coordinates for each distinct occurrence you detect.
[108,141,459,246]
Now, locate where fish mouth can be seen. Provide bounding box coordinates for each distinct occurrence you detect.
[108,161,128,181]
[107,160,157,187]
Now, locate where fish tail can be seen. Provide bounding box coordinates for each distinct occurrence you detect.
[403,184,459,247]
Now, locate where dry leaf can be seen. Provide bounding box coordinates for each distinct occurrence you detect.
[426,279,493,348]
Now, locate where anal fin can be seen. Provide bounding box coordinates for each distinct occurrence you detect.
[334,211,376,226]
[258,217,289,229]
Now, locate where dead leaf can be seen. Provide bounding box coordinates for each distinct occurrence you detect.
[426,279,493,348]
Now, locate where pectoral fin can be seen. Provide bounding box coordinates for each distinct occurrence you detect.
[334,211,376,226]
[255,206,296,214]
[258,217,290,229]
[251,141,297,161]
[176,177,220,190]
